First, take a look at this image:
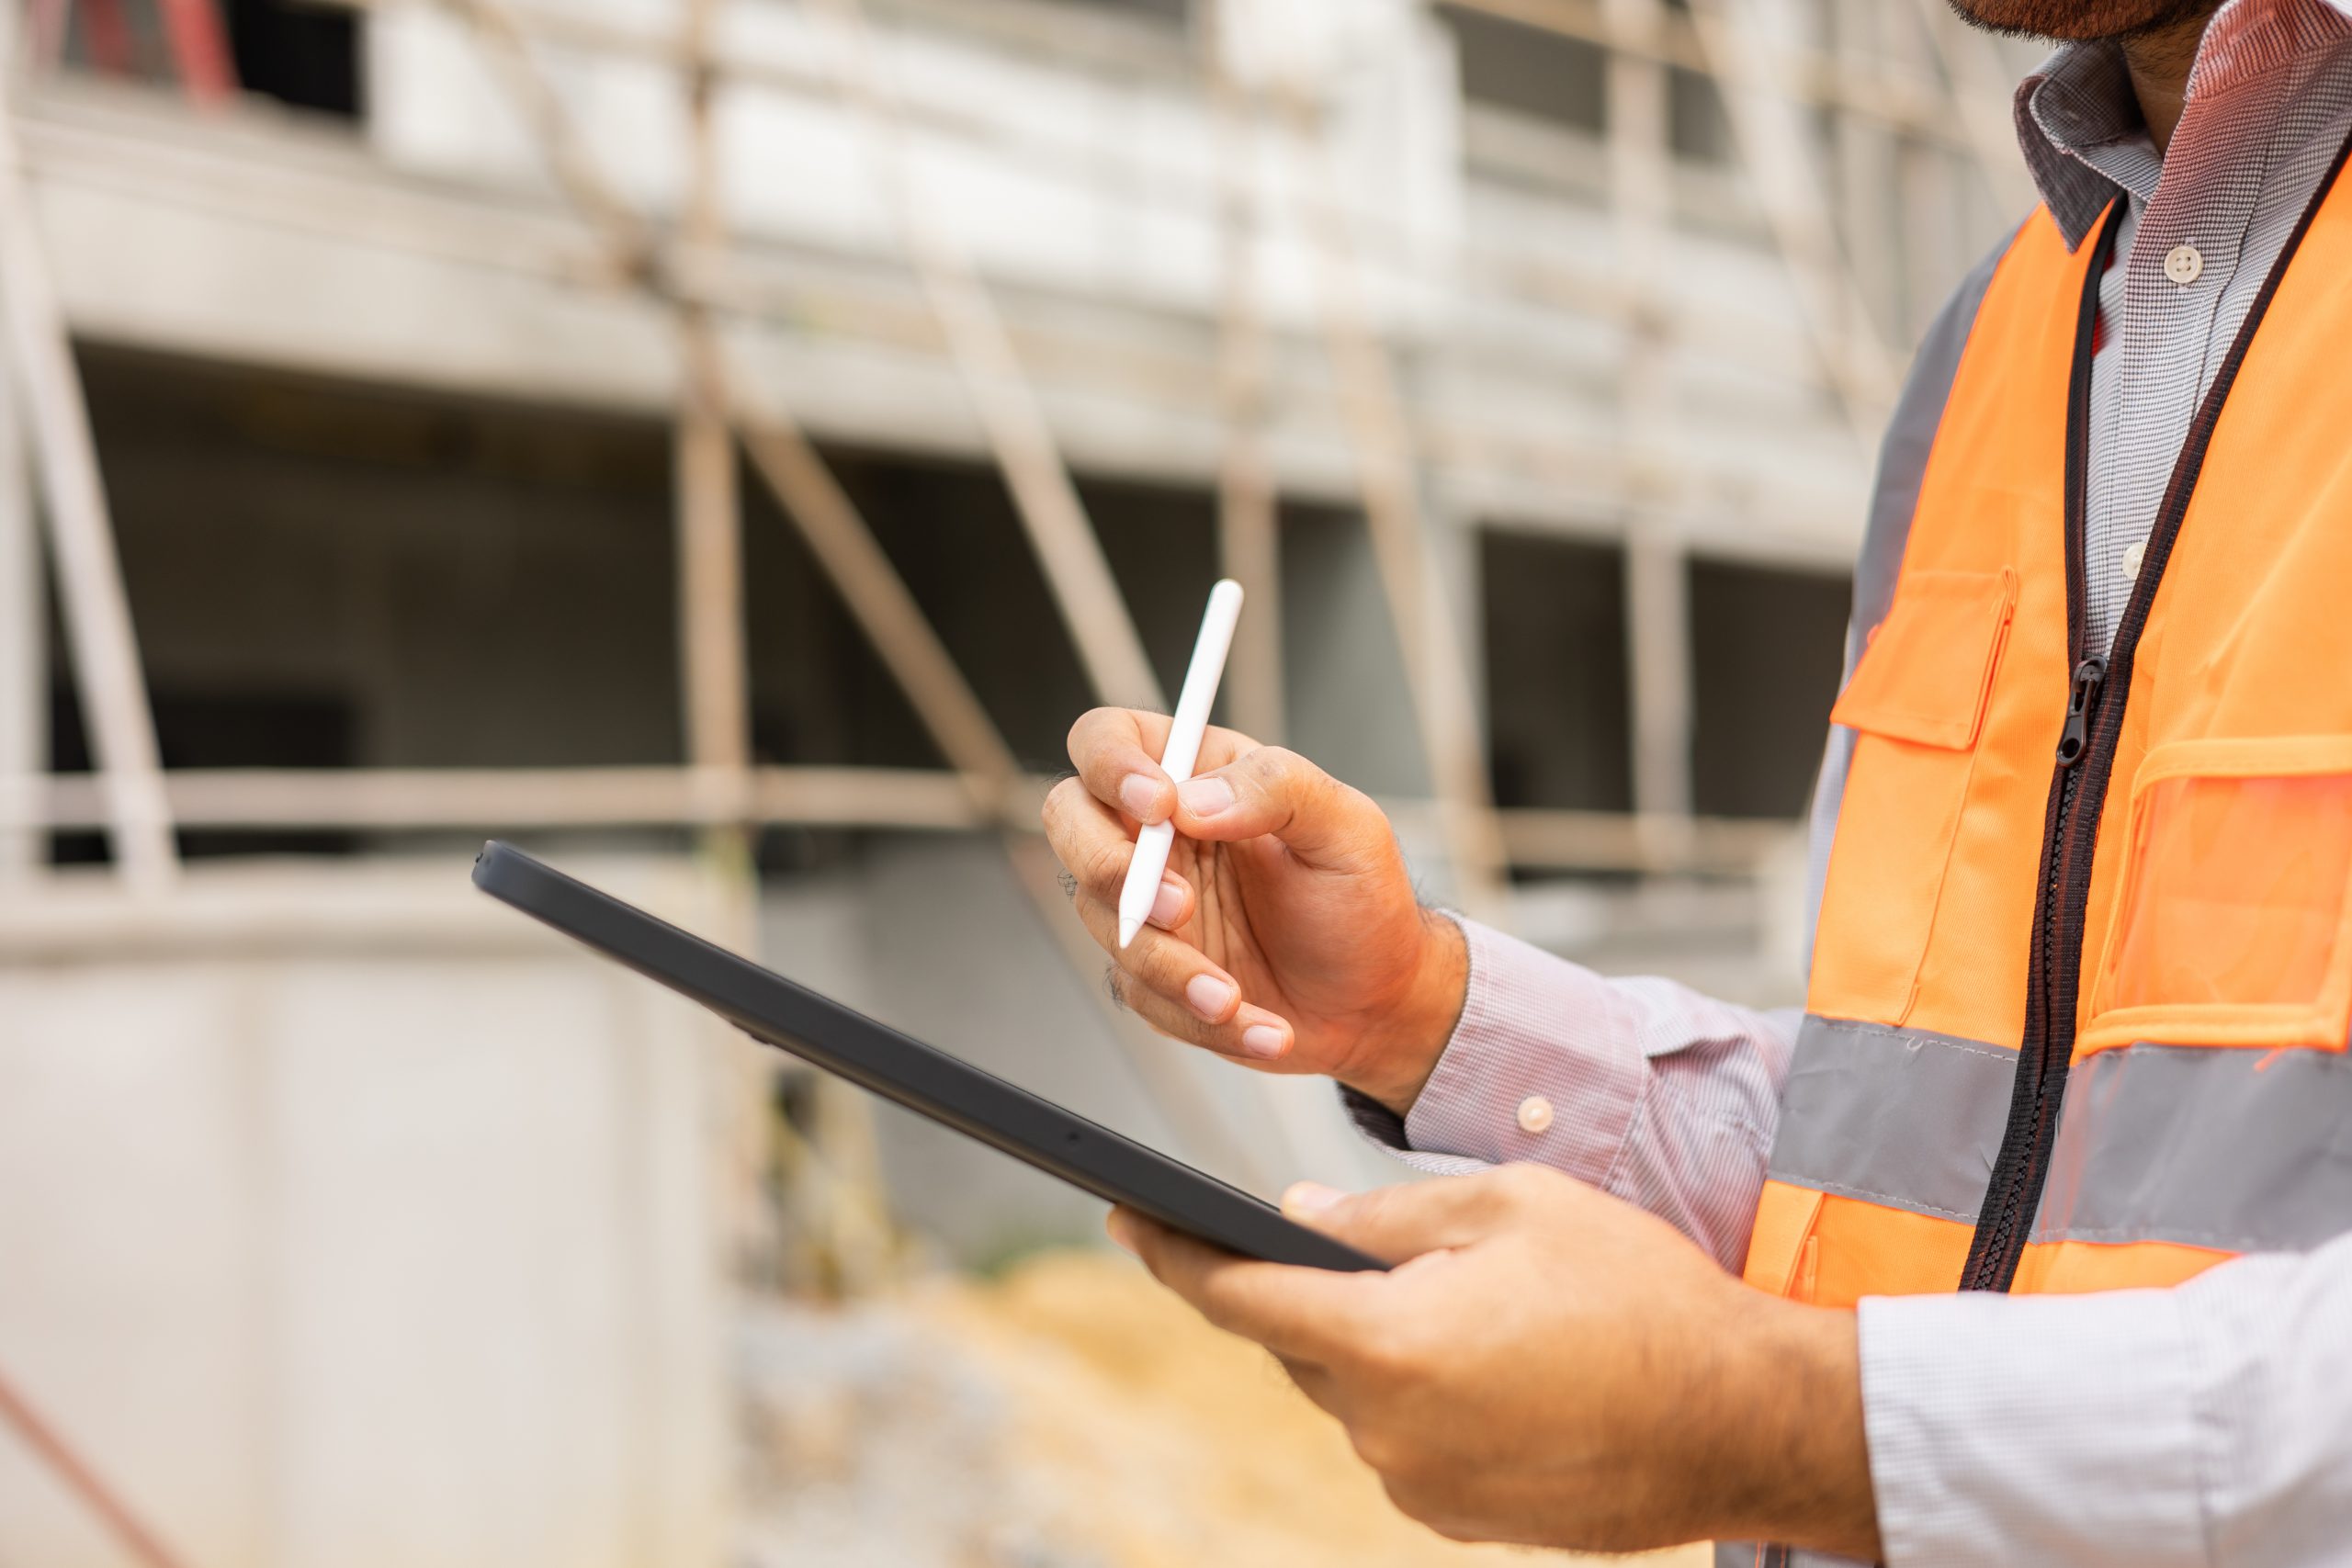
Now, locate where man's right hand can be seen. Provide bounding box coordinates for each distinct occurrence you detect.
[1042,707,1468,1116]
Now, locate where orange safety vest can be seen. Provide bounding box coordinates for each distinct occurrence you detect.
[1744,135,2352,1318]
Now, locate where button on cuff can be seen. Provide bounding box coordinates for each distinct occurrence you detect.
[1515,1095,1555,1134]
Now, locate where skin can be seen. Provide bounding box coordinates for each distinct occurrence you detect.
[1046,710,1878,1551]
[1043,709,1466,1113]
[1040,6,2231,1553]
[1951,0,2224,149]
[1107,1169,1877,1559]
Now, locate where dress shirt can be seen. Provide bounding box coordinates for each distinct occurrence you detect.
[1350,3,2352,1559]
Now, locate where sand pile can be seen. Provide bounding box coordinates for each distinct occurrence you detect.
[741,1247,1712,1568]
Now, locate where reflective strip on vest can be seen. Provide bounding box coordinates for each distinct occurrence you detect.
[2037,1043,2352,1253]
[1770,1015,2352,1256]
[1766,1017,2011,1224]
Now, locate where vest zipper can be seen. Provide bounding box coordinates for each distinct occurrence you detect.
[1956,203,2116,1292]
[1959,135,2352,1293]
[2053,657,2107,769]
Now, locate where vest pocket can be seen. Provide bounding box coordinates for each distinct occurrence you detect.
[1830,569,2016,749]
[1809,569,2016,1022]
[2081,737,2352,1055]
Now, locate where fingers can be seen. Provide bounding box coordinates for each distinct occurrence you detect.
[1071,889,1294,1063]
[1067,706,1258,829]
[1170,746,1388,871]
[1041,777,1193,932]
[1278,1167,1568,1266]
[1108,1208,1373,1363]
[1042,764,1296,1064]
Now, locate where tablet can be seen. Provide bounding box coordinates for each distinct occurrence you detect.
[472,841,1384,1273]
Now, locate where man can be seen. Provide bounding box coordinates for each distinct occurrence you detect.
[1041,0,2352,1560]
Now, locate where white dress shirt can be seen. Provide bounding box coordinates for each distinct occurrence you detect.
[1350,2,2352,1559]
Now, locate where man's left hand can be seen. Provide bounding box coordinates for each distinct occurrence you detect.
[1107,1164,1881,1558]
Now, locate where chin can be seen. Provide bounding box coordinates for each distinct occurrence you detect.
[1946,0,2217,41]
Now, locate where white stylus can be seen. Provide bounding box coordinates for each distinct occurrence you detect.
[1117,579,1245,949]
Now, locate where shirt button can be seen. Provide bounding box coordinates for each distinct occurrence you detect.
[2121,539,2146,581]
[2165,243,2204,286]
[1516,1095,1555,1134]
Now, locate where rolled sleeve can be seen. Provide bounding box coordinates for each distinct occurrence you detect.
[1347,919,1794,1269]
[1401,919,1649,1184]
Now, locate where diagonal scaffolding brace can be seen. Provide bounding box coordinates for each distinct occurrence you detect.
[1273,82,1510,916]
[431,0,1286,1196]
[806,0,1166,716]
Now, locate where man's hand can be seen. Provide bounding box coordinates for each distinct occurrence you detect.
[1108,1166,1881,1559]
[1043,707,1466,1113]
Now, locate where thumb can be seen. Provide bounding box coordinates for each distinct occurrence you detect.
[1279,1176,1516,1265]
[1170,746,1386,869]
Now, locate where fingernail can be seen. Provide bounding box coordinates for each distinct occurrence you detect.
[1119,774,1163,823]
[1105,1210,1138,1256]
[1185,973,1236,1021]
[1282,1181,1345,1219]
[1149,877,1184,928]
[1177,776,1235,818]
[1240,1023,1288,1060]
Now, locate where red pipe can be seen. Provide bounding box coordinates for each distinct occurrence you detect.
[0,1362,198,1568]
[155,0,242,107]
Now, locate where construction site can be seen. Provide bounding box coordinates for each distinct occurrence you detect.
[0,0,2033,1562]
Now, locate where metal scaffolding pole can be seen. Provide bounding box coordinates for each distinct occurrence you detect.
[673,36,753,833]
[1606,0,1696,840]
[1204,0,1284,748]
[0,766,1793,878]
[0,312,39,883]
[1282,89,1509,915]
[1686,0,1900,447]
[0,49,175,892]
[807,0,1165,715]
[1458,0,1907,450]
[429,0,1283,1191]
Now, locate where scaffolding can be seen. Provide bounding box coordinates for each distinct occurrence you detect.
[0,0,2028,862]
[0,0,2028,1220]
[0,0,2030,1554]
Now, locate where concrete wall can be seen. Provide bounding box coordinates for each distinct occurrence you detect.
[0,857,735,1568]
[15,0,1905,561]
[761,833,1404,1268]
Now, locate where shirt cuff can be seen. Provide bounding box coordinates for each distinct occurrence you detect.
[1348,919,1646,1188]
[1858,1287,2207,1567]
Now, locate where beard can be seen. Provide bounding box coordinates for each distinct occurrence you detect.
[1945,0,2221,42]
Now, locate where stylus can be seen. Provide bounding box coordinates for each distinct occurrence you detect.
[1117,579,1245,949]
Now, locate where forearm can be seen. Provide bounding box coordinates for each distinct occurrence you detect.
[1712,1300,1881,1561]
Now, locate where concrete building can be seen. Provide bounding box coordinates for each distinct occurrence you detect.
[0,2,2024,1562]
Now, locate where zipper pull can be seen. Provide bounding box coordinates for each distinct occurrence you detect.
[2056,655,2107,767]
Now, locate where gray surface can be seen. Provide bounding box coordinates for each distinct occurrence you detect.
[761,835,1401,1269]
[1766,1015,2018,1223]
[1771,1013,2352,1256]
[2037,1042,2352,1252]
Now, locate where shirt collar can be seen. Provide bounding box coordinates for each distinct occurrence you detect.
[2013,0,2352,247]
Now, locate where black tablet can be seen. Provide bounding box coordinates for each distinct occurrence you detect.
[472,841,1383,1272]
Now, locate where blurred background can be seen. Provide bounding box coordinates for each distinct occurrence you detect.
[0,0,2035,1562]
